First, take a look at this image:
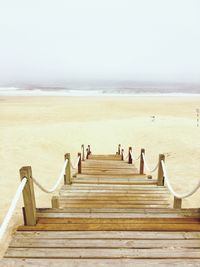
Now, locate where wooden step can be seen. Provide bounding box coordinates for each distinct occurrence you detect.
[37,208,200,215]
[72,180,157,185]
[75,174,146,178]
[17,223,200,231]
[5,247,200,259]
[2,259,200,267]
[88,155,122,161]
[11,230,200,239]
[82,171,138,177]
[9,237,200,248]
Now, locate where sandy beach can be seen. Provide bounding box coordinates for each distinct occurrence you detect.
[1,96,200,252]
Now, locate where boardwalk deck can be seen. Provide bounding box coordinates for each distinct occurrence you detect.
[1,151,200,266]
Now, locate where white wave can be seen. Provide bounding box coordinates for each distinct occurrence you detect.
[0,87,200,97]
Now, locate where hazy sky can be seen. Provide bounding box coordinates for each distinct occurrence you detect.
[0,0,200,85]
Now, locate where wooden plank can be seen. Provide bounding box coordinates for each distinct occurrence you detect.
[75,174,145,179]
[88,155,122,160]
[61,184,168,190]
[57,203,170,208]
[5,247,200,258]
[57,199,169,204]
[80,170,138,175]
[2,259,200,267]
[13,231,200,239]
[36,212,200,218]
[17,223,200,231]
[57,195,170,200]
[36,217,200,224]
[81,167,139,171]
[73,178,153,182]
[72,180,158,185]
[37,208,200,214]
[9,238,200,248]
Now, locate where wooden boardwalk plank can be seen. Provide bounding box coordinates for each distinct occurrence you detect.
[36,218,200,224]
[17,223,200,231]
[1,259,200,267]
[5,247,200,258]
[13,231,200,239]
[9,238,200,248]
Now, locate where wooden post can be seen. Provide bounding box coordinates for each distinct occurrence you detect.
[173,197,182,208]
[78,152,81,174]
[51,196,59,208]
[121,149,124,160]
[20,166,36,226]
[128,147,132,164]
[140,148,145,174]
[117,144,121,155]
[157,154,165,186]
[64,153,71,184]
[88,145,91,155]
[81,144,85,161]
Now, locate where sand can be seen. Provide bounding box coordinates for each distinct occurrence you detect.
[0,96,200,252]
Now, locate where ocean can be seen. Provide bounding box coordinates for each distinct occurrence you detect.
[0,83,200,96]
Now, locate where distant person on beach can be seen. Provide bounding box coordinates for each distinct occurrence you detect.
[151,116,155,122]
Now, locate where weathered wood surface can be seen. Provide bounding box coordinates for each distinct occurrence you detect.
[36,207,200,214]
[5,247,200,258]
[1,259,200,267]
[4,152,200,265]
[88,154,122,160]
[17,223,200,231]
[9,238,200,248]
[72,179,158,185]
[12,230,200,239]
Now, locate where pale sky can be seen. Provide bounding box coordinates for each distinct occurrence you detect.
[0,0,200,85]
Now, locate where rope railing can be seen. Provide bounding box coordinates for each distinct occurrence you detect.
[0,178,27,240]
[142,153,159,173]
[70,156,80,169]
[32,158,68,193]
[161,160,200,199]
[130,152,140,161]
[124,151,140,162]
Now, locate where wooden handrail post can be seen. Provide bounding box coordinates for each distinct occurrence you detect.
[51,196,59,208]
[140,148,145,174]
[157,154,165,186]
[88,145,91,155]
[121,149,124,160]
[173,197,182,208]
[86,148,89,159]
[78,152,82,174]
[128,147,132,164]
[20,166,36,226]
[117,144,121,155]
[64,153,71,184]
[81,144,85,161]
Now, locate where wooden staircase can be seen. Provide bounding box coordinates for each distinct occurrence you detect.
[1,152,200,266]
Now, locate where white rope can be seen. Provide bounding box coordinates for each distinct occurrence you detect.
[32,159,68,193]
[131,153,140,161]
[161,160,200,199]
[0,178,27,240]
[126,152,140,162]
[135,154,141,160]
[142,153,159,173]
[70,156,80,169]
